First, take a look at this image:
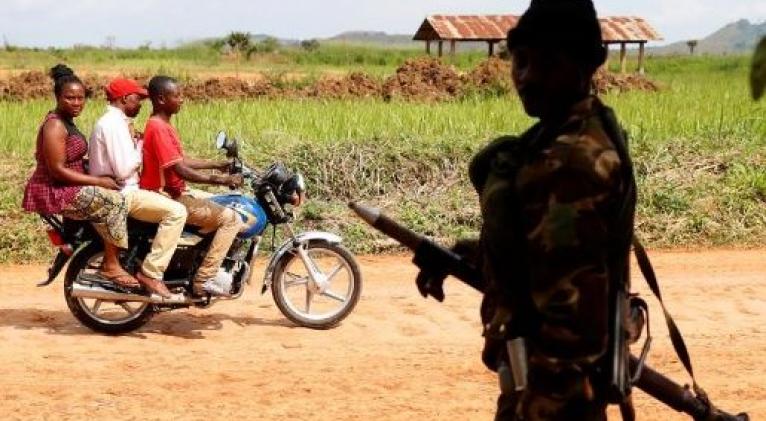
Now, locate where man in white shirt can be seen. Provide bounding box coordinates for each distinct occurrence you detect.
[89,78,186,299]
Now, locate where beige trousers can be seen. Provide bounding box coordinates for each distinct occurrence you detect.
[176,193,243,283]
[125,189,187,280]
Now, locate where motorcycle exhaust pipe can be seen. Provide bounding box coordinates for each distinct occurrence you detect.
[70,283,189,304]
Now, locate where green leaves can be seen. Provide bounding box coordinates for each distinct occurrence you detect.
[751,36,766,100]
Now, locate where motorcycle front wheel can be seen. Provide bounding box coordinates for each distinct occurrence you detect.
[63,243,155,334]
[271,241,362,329]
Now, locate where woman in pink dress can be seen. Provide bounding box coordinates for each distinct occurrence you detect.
[22,64,140,289]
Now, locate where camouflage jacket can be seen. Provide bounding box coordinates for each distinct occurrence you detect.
[469,96,636,374]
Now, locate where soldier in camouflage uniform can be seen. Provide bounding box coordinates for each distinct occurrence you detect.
[417,1,637,419]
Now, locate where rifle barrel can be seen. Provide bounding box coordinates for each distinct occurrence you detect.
[349,202,424,250]
[348,201,747,420]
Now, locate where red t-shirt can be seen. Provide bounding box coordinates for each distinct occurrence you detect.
[139,117,186,198]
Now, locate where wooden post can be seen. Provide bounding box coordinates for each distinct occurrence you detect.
[438,41,443,57]
[426,41,431,55]
[449,40,456,58]
[488,41,494,56]
[637,42,645,74]
[603,43,610,71]
[619,42,627,74]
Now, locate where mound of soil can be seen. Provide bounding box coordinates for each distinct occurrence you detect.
[303,72,381,99]
[463,57,513,94]
[382,58,463,101]
[0,63,659,102]
[592,70,660,94]
[4,71,51,100]
[183,77,275,101]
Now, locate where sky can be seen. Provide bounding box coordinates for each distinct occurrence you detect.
[1,0,765,48]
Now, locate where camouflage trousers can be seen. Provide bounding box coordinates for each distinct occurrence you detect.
[495,392,606,421]
[494,366,607,421]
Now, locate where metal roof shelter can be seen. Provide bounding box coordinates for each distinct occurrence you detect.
[413,15,663,73]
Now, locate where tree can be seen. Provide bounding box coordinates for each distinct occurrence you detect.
[300,39,321,52]
[257,37,279,53]
[246,36,280,59]
[224,31,251,77]
[686,40,698,55]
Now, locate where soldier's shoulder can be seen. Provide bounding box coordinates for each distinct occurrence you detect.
[469,135,525,192]
[547,111,623,183]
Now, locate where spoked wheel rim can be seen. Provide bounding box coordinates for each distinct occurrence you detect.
[276,246,356,322]
[72,252,150,325]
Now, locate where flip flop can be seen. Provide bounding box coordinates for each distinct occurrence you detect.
[98,272,141,288]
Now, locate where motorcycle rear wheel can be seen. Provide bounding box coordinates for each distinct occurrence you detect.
[271,241,362,329]
[63,243,155,334]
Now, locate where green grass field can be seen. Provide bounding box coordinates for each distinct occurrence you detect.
[0,50,764,263]
[0,43,491,78]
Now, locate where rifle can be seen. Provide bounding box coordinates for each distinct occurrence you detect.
[349,202,748,421]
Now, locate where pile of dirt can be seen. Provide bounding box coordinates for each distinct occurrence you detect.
[592,70,660,94]
[303,72,381,99]
[1,71,51,100]
[463,57,513,94]
[0,62,660,102]
[183,77,275,100]
[382,57,463,101]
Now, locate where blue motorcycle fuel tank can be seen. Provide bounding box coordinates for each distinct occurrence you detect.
[210,194,268,238]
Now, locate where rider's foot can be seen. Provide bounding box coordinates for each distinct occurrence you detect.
[98,267,140,288]
[193,277,232,297]
[136,271,173,299]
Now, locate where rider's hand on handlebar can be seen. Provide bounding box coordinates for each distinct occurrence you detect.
[226,174,244,188]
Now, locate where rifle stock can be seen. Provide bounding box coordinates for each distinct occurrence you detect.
[349,202,748,421]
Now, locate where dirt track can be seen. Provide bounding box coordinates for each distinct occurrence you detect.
[0,250,763,420]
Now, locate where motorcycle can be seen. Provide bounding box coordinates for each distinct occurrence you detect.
[38,131,362,334]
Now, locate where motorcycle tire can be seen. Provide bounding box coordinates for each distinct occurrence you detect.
[271,241,362,329]
[63,243,155,334]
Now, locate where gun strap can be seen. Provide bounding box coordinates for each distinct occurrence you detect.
[632,237,707,399]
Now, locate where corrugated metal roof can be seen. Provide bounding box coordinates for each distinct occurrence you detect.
[599,16,663,42]
[414,15,518,41]
[413,15,662,43]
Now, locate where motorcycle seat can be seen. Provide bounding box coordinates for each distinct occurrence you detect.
[127,218,206,238]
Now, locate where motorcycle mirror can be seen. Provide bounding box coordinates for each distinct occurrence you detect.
[215,131,227,149]
[215,131,239,158]
[225,138,239,158]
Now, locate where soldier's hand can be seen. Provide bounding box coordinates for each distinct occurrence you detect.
[414,238,480,302]
[415,267,447,302]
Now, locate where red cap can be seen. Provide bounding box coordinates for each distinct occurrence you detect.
[105,78,148,101]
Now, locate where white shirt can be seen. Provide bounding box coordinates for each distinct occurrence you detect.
[89,105,142,194]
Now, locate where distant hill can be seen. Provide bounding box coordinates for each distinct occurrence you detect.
[186,30,491,51]
[654,19,766,55]
[321,30,487,51]
[323,31,417,48]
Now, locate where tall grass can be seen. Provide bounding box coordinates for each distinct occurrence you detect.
[0,44,488,77]
[0,55,764,262]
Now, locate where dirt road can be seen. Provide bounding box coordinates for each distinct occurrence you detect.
[0,250,763,420]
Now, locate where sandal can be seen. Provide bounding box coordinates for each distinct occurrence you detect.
[136,271,173,299]
[98,271,140,288]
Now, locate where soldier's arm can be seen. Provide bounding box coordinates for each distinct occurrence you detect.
[469,135,521,194]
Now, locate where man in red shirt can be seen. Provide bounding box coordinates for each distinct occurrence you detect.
[140,76,243,296]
